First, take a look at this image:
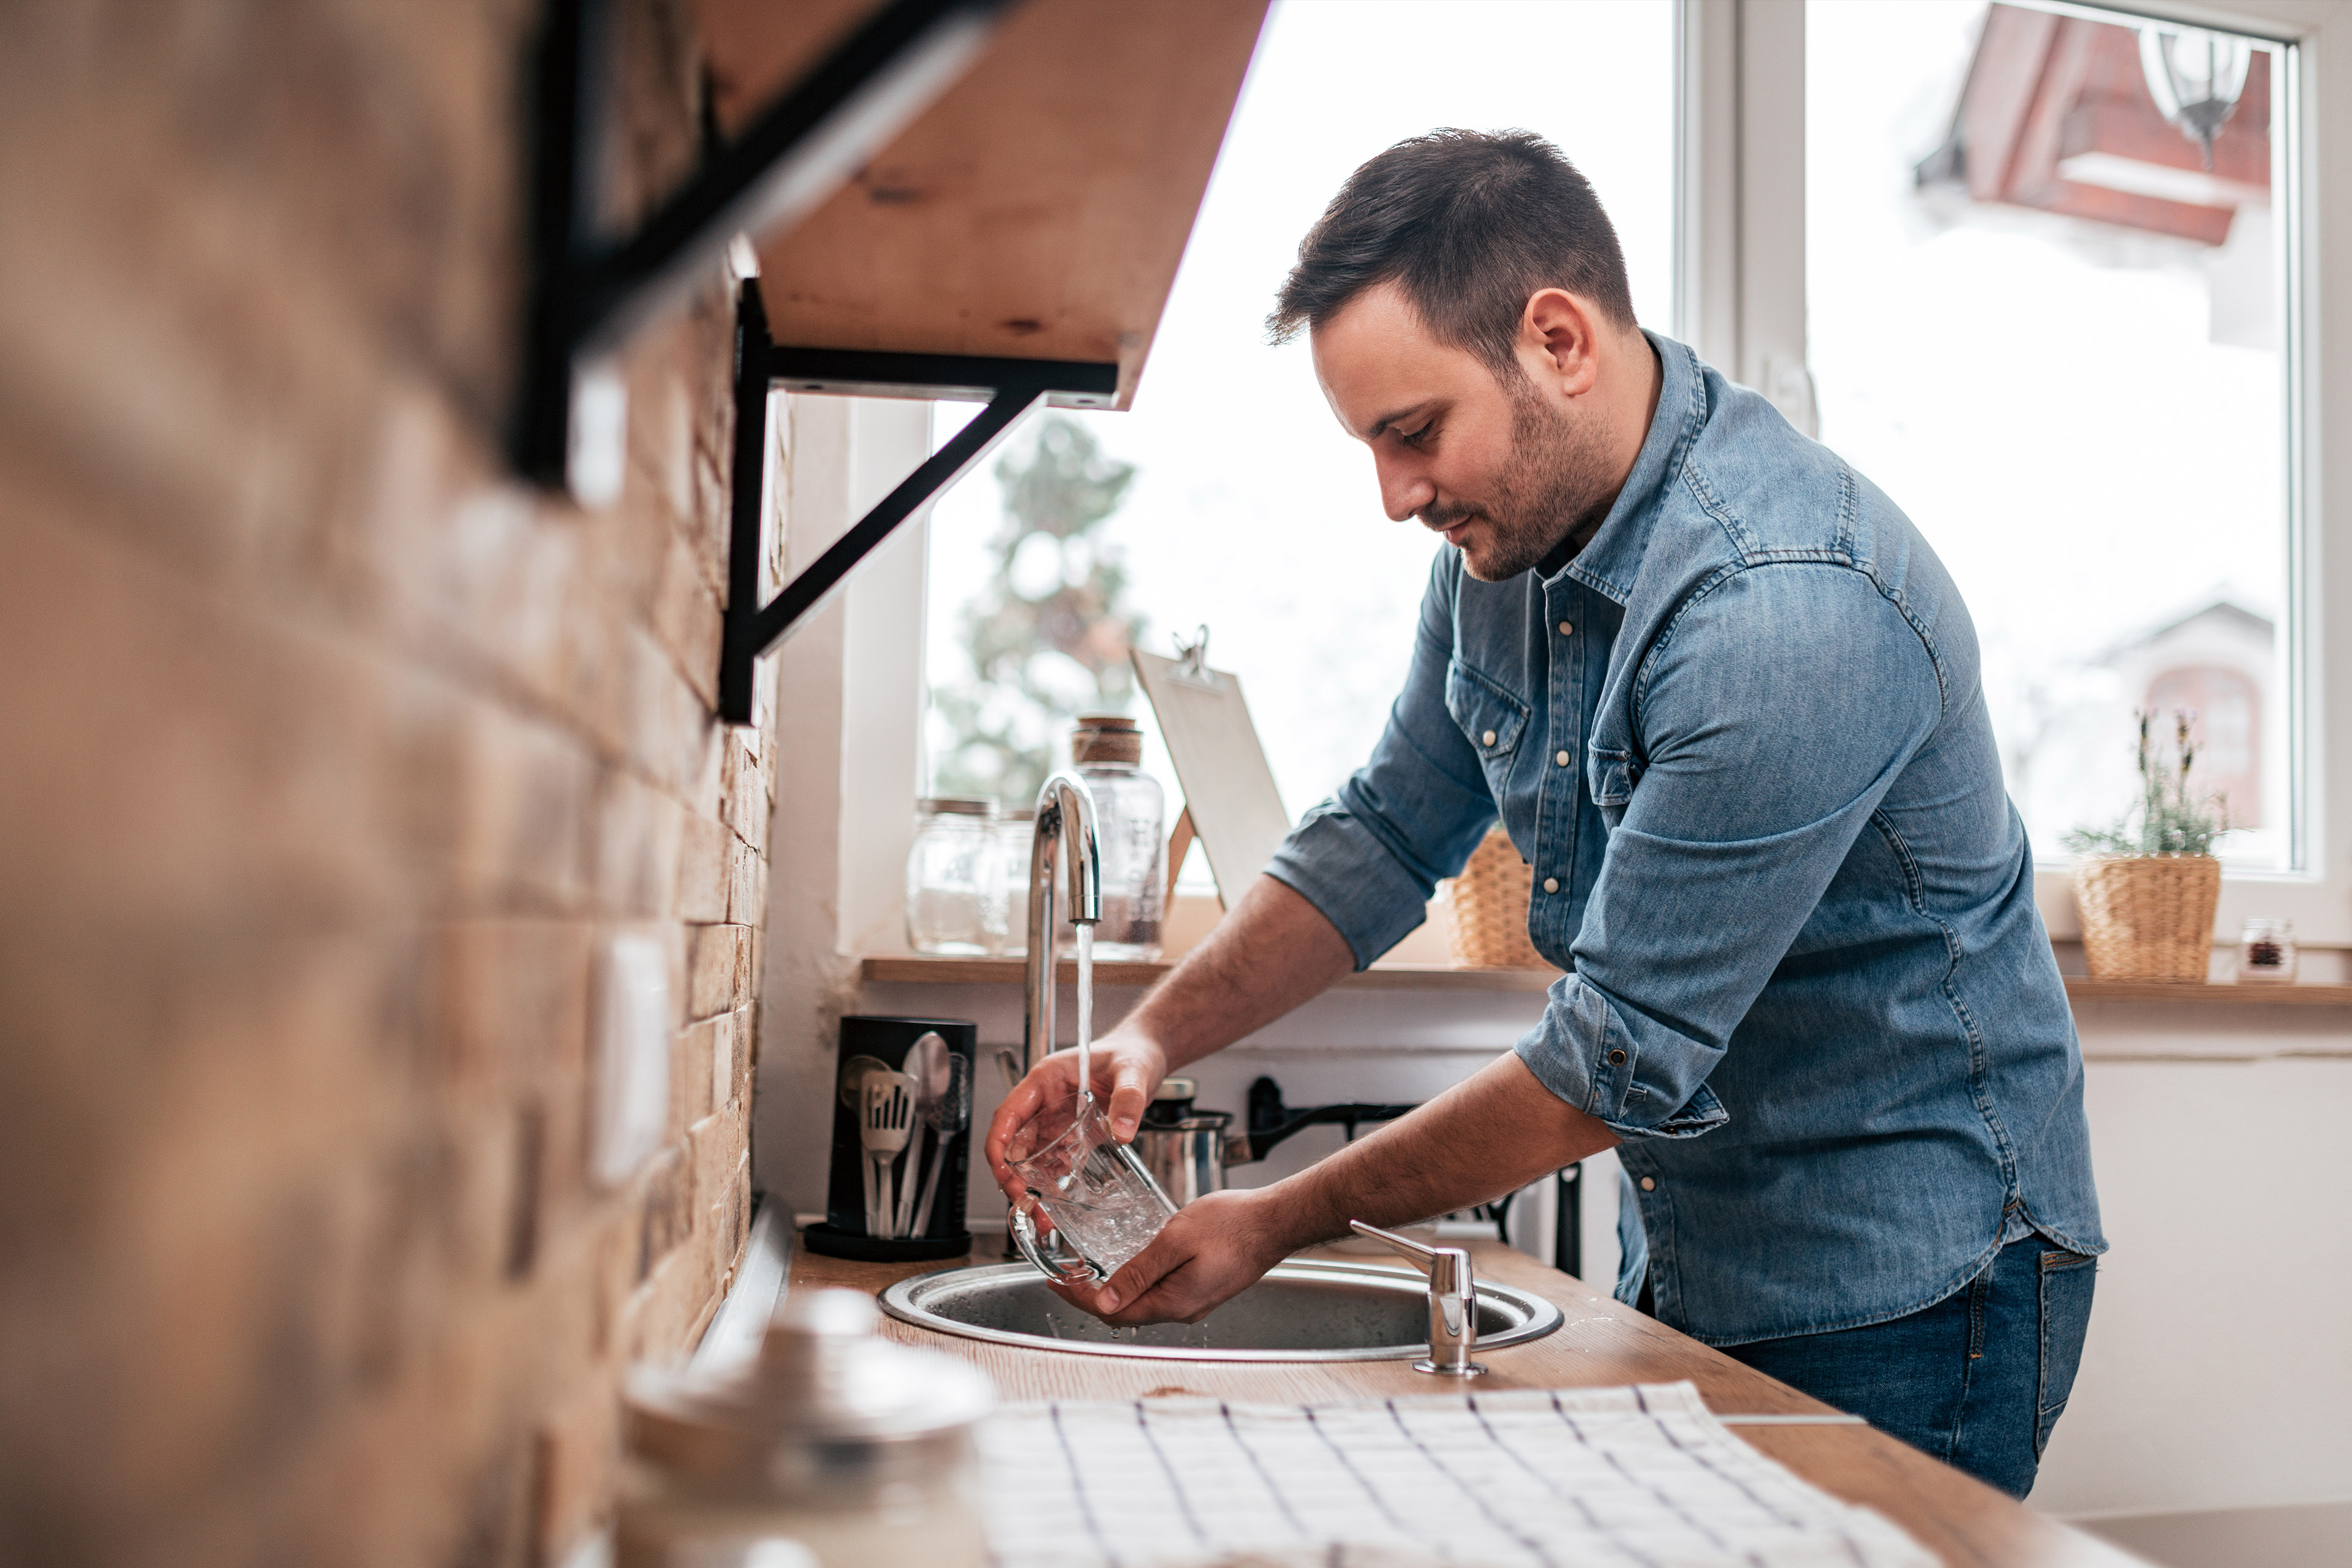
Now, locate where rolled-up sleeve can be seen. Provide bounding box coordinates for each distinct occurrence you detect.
[1514,562,1944,1138]
[1266,552,1499,968]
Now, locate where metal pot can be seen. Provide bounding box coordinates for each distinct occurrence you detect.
[1131,1076,1418,1207]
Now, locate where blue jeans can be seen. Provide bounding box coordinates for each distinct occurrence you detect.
[1717,1237,2097,1498]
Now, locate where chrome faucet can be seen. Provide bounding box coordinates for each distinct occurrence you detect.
[1004,772,1107,1274]
[1023,771,1103,1076]
[1351,1220,1488,1376]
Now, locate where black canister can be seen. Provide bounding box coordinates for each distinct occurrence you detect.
[803,1015,978,1262]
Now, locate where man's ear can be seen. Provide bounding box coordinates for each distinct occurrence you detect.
[1521,288,1603,399]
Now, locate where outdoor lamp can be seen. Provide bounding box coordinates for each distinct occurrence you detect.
[2137,25,2252,171]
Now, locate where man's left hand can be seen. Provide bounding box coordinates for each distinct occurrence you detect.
[1046,1188,1298,1325]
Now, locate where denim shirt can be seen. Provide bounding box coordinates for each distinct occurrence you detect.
[1267,333,2105,1346]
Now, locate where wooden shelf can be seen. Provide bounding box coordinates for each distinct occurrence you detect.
[860,956,1561,993]
[862,957,2352,1006]
[2062,976,2352,1007]
[699,0,1271,407]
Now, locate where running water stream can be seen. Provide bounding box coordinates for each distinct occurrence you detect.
[1074,924,1093,1112]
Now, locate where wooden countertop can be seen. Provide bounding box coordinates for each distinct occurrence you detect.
[794,1237,2144,1567]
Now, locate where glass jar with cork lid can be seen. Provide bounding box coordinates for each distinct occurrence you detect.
[1069,714,1165,961]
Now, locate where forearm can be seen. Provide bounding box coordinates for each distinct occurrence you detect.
[1126,873,1356,1071]
[1256,1053,1619,1250]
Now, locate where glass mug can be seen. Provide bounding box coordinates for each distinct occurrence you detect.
[1001,1093,1177,1282]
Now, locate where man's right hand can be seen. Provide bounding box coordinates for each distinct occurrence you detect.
[984,1025,1168,1210]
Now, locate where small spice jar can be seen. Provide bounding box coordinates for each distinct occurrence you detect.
[905,798,998,955]
[616,1289,994,1568]
[2236,917,2297,984]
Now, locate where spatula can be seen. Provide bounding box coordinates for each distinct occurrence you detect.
[861,1071,916,1236]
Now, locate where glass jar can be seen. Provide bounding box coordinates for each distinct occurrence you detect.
[987,809,1035,957]
[617,1289,993,1568]
[2237,917,2297,984]
[1069,715,1165,961]
[904,799,997,956]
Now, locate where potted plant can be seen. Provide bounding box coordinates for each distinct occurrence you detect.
[2062,711,2229,982]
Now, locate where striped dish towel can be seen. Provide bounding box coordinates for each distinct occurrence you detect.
[979,1381,1934,1568]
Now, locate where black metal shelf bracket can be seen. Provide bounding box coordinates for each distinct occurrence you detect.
[514,0,1020,491]
[718,280,1119,724]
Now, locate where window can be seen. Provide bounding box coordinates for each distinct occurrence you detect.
[843,0,2346,957]
[921,0,1678,851]
[1806,0,2299,870]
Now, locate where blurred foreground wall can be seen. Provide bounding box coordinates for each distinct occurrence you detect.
[0,4,769,1563]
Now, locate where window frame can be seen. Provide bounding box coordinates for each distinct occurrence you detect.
[1711,0,2346,949]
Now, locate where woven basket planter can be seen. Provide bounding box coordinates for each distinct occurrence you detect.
[2071,853,2221,982]
[1446,825,1549,970]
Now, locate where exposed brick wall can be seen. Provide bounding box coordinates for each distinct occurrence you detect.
[0,4,766,1564]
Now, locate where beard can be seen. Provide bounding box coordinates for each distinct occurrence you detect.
[1425,374,1619,582]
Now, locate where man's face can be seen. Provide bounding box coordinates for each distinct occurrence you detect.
[1311,281,1616,581]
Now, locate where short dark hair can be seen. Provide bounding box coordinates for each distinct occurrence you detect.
[1267,129,1637,372]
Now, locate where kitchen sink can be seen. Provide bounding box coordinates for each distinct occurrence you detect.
[877,1258,1564,1362]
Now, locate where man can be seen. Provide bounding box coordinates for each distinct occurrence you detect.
[987,130,2103,1498]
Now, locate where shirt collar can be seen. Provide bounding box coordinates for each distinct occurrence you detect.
[1551,330,1704,606]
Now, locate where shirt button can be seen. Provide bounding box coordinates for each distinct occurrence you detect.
[1607,1049,1626,1065]
[1558,620,1574,636]
[1482,729,1497,747]
[1639,1176,1657,1192]
[1542,876,1560,894]
[1555,749,1571,767]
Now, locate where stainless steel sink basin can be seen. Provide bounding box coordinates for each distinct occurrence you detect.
[877,1258,1564,1362]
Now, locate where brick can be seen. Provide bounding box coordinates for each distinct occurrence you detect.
[685,923,748,1020]
[533,1072,591,1238]
[720,728,768,852]
[671,1017,716,1141]
[751,642,781,731]
[432,700,597,913]
[366,434,582,721]
[726,837,766,925]
[674,812,731,924]
[627,1212,726,1363]
[650,528,722,710]
[690,1115,744,1231]
[636,1149,690,1284]
[530,1381,619,1568]
[709,1008,739,1117]
[446,1102,530,1290]
[592,769,684,920]
[690,432,731,584]
[684,713,727,823]
[431,921,594,1096]
[505,1100,546,1283]
[620,627,710,799]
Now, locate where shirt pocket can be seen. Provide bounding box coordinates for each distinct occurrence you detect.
[1445,657,1529,801]
[1588,746,1639,827]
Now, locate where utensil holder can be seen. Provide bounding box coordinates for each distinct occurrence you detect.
[804,1015,979,1263]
